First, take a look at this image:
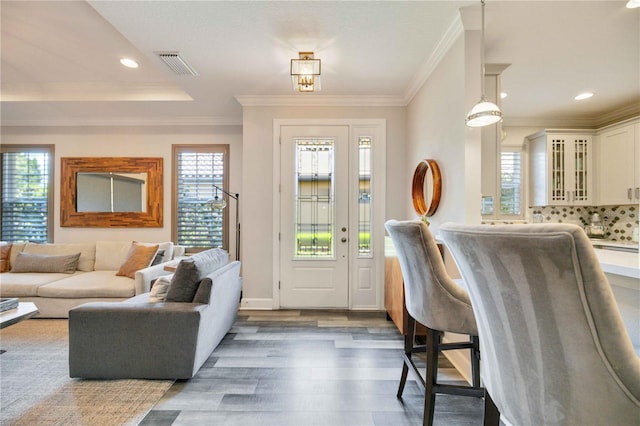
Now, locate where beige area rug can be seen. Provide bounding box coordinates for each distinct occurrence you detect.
[0,319,173,426]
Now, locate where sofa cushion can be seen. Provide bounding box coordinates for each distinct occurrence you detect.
[0,272,78,297]
[11,252,81,274]
[148,275,172,303]
[23,242,95,272]
[0,243,11,273]
[165,248,229,302]
[95,241,174,271]
[192,277,213,304]
[9,242,27,268]
[37,271,136,298]
[116,242,159,279]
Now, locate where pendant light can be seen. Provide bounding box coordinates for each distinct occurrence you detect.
[466,0,503,128]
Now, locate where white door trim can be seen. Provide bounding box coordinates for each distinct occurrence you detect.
[272,118,386,310]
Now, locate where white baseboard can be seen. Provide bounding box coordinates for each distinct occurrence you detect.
[240,298,274,310]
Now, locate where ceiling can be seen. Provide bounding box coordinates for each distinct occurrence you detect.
[1,1,638,127]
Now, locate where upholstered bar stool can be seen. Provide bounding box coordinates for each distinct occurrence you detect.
[441,222,640,426]
[384,220,485,426]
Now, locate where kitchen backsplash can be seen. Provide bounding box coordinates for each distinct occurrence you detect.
[529,205,639,242]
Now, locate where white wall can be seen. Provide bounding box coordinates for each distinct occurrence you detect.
[406,33,481,234]
[0,125,243,250]
[241,106,406,303]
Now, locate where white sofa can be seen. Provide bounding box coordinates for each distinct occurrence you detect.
[0,240,184,318]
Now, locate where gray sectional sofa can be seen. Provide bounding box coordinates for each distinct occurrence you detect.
[0,240,183,318]
[68,248,242,380]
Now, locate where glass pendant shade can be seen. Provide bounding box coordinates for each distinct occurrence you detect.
[466,0,502,128]
[208,196,227,210]
[290,52,321,92]
[466,98,503,127]
[627,0,640,8]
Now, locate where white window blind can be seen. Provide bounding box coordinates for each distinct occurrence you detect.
[500,151,522,216]
[174,146,228,250]
[1,146,53,242]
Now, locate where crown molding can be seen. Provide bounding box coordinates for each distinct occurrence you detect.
[0,115,242,127]
[403,14,465,105]
[503,102,640,129]
[234,95,405,107]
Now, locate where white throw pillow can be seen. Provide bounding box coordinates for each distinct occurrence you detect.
[148,275,172,303]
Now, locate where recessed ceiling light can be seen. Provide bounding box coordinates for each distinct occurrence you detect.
[574,92,594,101]
[500,92,507,99]
[120,58,139,68]
[626,0,640,9]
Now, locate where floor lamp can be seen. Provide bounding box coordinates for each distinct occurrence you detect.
[208,185,240,261]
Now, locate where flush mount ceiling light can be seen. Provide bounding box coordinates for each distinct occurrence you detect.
[119,58,139,68]
[290,52,321,92]
[466,0,503,128]
[626,0,640,8]
[575,92,594,100]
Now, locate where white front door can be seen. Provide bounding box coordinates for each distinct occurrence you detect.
[279,125,350,308]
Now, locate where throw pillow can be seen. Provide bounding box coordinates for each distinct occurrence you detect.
[115,242,159,279]
[164,258,200,302]
[192,277,213,304]
[0,243,12,273]
[150,249,166,266]
[148,275,172,303]
[11,252,81,274]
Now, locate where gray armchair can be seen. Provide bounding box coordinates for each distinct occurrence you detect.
[440,222,640,426]
[384,220,485,426]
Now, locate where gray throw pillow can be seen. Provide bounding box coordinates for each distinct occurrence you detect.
[192,277,213,304]
[11,252,80,274]
[164,258,200,302]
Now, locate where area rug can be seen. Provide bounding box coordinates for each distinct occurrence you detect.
[0,319,173,426]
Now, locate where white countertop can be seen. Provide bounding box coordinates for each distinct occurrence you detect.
[592,247,640,279]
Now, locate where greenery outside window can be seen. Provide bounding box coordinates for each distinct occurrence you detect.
[172,145,229,253]
[1,145,54,243]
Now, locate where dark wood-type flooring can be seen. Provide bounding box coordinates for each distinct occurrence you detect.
[140,310,485,426]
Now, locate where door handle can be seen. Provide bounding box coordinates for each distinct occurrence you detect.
[635,187,639,200]
[628,188,633,200]
[341,237,347,243]
[341,227,347,232]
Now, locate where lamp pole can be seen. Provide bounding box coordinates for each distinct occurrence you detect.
[211,185,240,262]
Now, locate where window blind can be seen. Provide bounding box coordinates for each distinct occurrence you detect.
[175,149,226,249]
[500,151,522,216]
[1,149,52,242]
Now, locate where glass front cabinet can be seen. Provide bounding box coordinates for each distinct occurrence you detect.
[528,130,595,207]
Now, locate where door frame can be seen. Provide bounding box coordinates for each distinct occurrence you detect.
[272,118,386,310]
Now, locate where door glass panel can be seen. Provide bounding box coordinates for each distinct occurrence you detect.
[358,137,372,257]
[295,139,334,258]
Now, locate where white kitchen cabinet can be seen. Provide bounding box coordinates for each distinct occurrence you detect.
[597,121,640,205]
[527,130,594,206]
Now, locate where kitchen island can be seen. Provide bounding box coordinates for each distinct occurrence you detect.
[592,244,639,353]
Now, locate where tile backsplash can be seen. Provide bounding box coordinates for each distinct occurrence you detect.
[529,205,639,242]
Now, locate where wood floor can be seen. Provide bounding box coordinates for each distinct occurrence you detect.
[140,310,485,426]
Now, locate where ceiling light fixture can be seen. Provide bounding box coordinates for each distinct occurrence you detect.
[119,58,139,68]
[466,0,502,128]
[290,52,321,92]
[575,92,594,101]
[500,92,508,99]
[626,0,640,8]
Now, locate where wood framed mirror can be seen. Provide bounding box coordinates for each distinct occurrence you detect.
[61,157,163,227]
[412,159,442,217]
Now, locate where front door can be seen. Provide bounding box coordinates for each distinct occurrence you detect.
[279,125,350,308]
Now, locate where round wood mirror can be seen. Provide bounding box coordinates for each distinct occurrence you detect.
[411,159,442,217]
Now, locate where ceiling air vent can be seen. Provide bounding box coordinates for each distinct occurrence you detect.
[154,51,198,76]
